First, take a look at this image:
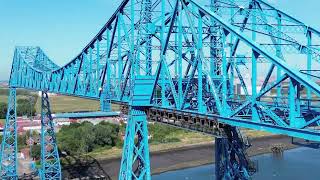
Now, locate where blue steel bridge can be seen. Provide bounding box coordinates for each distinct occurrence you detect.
[1,0,320,179]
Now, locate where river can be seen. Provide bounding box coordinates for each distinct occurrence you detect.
[152,147,320,180]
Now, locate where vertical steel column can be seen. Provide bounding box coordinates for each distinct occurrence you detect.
[289,79,305,128]
[119,1,151,179]
[307,30,312,102]
[178,1,183,110]
[289,79,296,127]
[215,126,252,180]
[160,0,167,107]
[197,12,204,113]
[112,63,117,95]
[251,5,258,122]
[174,32,178,76]
[221,33,228,114]
[101,30,111,112]
[276,13,282,103]
[118,14,123,99]
[82,53,88,95]
[210,0,218,77]
[106,30,111,94]
[159,63,169,107]
[89,48,93,96]
[129,0,135,100]
[96,41,101,93]
[0,88,18,179]
[229,7,235,98]
[251,51,259,122]
[40,91,61,179]
[119,109,151,180]
[144,0,152,75]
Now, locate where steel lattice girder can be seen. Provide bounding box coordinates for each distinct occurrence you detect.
[2,0,320,179]
[119,108,151,180]
[0,88,18,179]
[6,0,320,141]
[40,91,62,179]
[215,126,255,180]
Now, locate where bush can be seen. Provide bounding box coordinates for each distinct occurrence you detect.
[57,121,121,156]
[55,121,184,156]
[17,98,36,117]
[0,102,7,119]
[31,145,41,160]
[94,123,119,147]
[0,92,38,118]
[57,122,94,155]
[18,134,27,150]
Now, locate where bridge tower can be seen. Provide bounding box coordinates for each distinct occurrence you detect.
[0,88,18,179]
[39,91,61,179]
[119,0,153,179]
[209,1,254,179]
[4,0,320,179]
[215,126,254,179]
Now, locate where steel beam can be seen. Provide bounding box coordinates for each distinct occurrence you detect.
[0,88,18,179]
[40,91,61,179]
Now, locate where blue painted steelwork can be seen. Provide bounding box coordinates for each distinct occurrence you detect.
[119,108,151,180]
[40,91,61,179]
[215,126,253,179]
[119,0,153,178]
[2,0,320,179]
[53,111,120,119]
[0,88,18,179]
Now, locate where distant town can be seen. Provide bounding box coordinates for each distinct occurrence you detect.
[0,80,8,87]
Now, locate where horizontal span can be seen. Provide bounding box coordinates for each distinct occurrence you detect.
[53,111,120,119]
[150,106,320,142]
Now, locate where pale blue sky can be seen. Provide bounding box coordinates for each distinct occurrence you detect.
[0,0,319,81]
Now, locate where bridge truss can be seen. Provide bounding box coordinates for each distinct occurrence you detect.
[1,0,320,179]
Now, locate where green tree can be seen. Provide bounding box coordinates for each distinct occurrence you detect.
[58,126,82,155]
[18,134,27,150]
[94,122,119,148]
[78,122,96,152]
[0,102,7,119]
[57,121,122,155]
[17,99,36,117]
[31,144,41,160]
[57,121,96,155]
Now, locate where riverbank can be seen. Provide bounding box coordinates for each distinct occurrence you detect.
[62,135,297,179]
[150,135,297,175]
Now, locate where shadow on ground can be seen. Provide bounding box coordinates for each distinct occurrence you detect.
[62,154,112,180]
[19,171,39,179]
